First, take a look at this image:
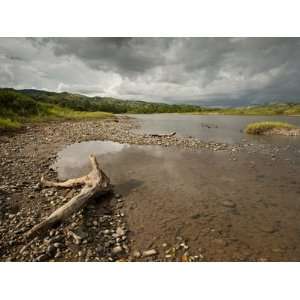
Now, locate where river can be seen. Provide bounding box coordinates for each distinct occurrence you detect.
[130,114,300,145]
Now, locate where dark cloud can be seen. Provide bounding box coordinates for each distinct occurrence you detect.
[1,37,300,105]
[49,37,173,74]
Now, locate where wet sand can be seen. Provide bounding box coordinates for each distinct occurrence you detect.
[55,141,300,261]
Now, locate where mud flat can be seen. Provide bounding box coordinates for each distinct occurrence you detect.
[0,116,300,261]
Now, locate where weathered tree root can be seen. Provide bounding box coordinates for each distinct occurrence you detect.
[25,154,111,239]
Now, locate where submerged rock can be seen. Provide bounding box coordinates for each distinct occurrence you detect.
[222,200,236,208]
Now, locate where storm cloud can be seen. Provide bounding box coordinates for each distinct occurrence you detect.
[1,37,300,106]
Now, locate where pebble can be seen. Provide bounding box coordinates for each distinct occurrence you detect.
[50,235,64,243]
[116,227,125,237]
[180,242,189,250]
[36,254,49,262]
[46,245,57,257]
[222,200,236,208]
[54,250,61,259]
[53,242,63,248]
[33,183,41,191]
[142,249,157,257]
[115,193,121,199]
[132,250,141,258]
[96,245,104,254]
[112,245,123,255]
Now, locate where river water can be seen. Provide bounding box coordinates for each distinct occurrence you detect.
[53,139,300,261]
[130,114,300,145]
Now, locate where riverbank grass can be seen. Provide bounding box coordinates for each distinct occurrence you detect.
[0,118,21,129]
[245,121,297,135]
[0,90,113,129]
[0,109,112,130]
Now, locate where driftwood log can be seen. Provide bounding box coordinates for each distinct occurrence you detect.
[146,131,176,138]
[25,154,111,239]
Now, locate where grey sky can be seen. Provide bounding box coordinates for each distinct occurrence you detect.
[1,37,300,105]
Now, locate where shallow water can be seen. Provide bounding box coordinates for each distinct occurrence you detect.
[130,114,300,144]
[53,141,300,261]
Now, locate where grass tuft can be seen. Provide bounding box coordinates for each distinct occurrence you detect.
[245,121,296,135]
[0,118,21,129]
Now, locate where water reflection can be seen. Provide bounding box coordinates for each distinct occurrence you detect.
[52,140,300,260]
[53,141,129,179]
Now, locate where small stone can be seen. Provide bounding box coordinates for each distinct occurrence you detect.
[54,250,61,259]
[96,245,104,254]
[115,193,121,199]
[116,227,125,237]
[92,221,98,226]
[46,245,57,257]
[142,249,157,257]
[50,235,64,243]
[222,200,236,208]
[53,242,63,248]
[33,183,41,191]
[162,243,168,248]
[112,245,123,255]
[20,245,28,254]
[180,242,189,250]
[68,231,82,244]
[104,241,113,248]
[133,250,141,258]
[36,254,49,262]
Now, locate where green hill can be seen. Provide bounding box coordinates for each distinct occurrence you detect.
[1,87,300,129]
[18,89,205,114]
[0,89,112,129]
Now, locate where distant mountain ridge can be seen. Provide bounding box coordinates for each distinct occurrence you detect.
[1,88,208,114]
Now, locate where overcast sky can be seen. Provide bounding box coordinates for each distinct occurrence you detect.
[1,37,300,106]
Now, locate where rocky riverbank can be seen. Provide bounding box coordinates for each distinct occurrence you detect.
[0,116,299,261]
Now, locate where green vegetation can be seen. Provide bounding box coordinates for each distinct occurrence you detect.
[193,103,300,116]
[0,89,112,129]
[19,89,205,114]
[245,121,296,135]
[0,118,21,129]
[1,87,300,129]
